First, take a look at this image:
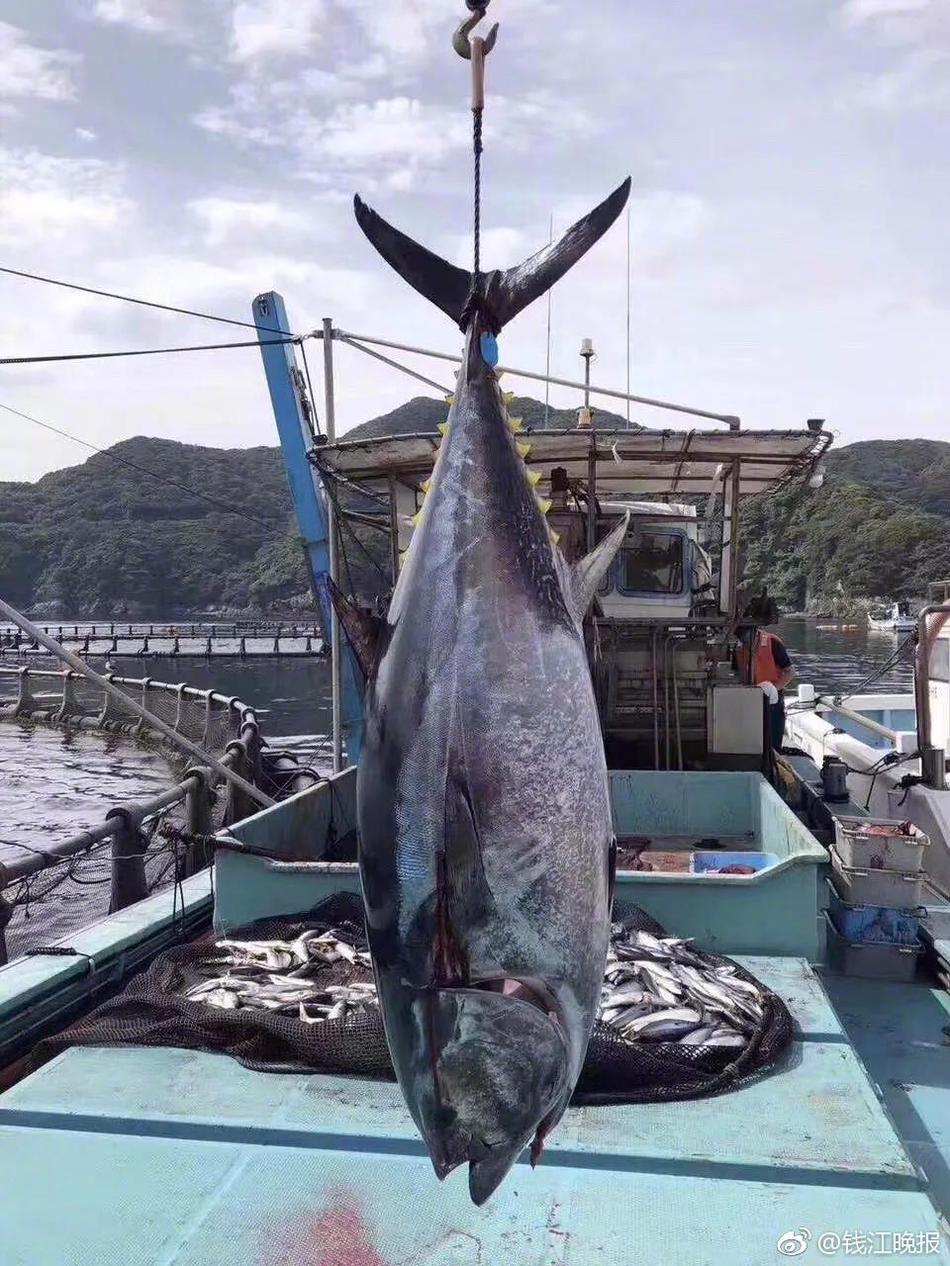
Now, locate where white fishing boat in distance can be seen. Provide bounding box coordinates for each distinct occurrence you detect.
[868,601,917,633]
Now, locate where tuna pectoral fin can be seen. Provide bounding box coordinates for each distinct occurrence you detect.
[323,575,385,679]
[569,512,630,615]
[354,178,631,331]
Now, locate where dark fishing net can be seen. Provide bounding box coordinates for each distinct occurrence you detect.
[31,894,794,1102]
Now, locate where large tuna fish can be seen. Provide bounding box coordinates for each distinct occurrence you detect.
[331,177,631,1205]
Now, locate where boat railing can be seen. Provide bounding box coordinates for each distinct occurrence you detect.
[0,669,297,965]
[819,698,903,745]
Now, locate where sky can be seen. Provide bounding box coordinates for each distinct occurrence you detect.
[0,0,948,482]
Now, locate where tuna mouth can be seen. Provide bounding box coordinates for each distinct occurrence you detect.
[473,976,563,1031]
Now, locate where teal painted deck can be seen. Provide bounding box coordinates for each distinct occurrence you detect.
[1,958,947,1264]
[823,972,950,1218]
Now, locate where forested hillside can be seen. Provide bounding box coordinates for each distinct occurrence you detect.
[2,404,947,617]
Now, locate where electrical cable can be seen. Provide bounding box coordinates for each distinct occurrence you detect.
[0,336,298,366]
[0,401,284,530]
[0,263,295,337]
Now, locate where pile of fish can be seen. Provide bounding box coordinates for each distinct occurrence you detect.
[183,922,765,1052]
[598,926,765,1050]
[183,927,376,1025]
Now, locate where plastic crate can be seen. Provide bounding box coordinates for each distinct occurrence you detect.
[824,911,922,981]
[830,848,926,907]
[826,877,924,947]
[690,851,779,876]
[834,815,929,873]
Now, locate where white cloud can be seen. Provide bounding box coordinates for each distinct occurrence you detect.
[91,0,173,32]
[853,46,950,108]
[0,21,78,104]
[75,127,98,142]
[186,196,307,245]
[229,0,325,63]
[841,0,934,24]
[0,148,132,248]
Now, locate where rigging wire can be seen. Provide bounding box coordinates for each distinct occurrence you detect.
[0,401,284,530]
[0,336,299,366]
[0,264,295,337]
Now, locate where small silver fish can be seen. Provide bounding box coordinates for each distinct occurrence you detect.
[624,1007,702,1040]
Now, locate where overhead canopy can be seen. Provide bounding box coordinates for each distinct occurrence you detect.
[312,426,832,498]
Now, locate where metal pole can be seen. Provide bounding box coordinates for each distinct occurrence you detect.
[0,595,274,808]
[587,436,597,552]
[334,330,741,426]
[0,894,11,966]
[728,460,741,619]
[107,806,149,912]
[323,316,344,775]
[915,603,950,789]
[388,474,401,582]
[625,202,632,427]
[544,213,553,427]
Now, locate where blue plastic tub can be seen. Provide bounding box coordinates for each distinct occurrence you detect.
[692,851,779,876]
[826,878,924,947]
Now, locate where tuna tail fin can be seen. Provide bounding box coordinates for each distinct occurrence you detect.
[353,177,631,331]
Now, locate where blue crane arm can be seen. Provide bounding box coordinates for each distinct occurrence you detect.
[252,291,363,764]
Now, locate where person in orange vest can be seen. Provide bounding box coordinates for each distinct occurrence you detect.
[736,593,794,749]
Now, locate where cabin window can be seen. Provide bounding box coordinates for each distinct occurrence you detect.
[619,531,685,596]
[931,639,950,685]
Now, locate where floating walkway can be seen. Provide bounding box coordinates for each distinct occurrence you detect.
[0,621,325,659]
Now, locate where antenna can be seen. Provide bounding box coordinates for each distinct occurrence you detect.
[625,201,631,427]
[544,213,553,426]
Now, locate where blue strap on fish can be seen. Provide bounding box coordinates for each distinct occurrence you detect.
[480,332,499,366]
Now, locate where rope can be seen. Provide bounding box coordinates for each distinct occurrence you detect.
[0,264,295,337]
[0,336,298,366]
[473,106,483,280]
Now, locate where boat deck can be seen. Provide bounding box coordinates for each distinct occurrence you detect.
[1,957,947,1264]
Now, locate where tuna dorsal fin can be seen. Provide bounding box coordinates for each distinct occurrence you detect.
[323,576,385,679]
[569,513,630,615]
[353,178,631,330]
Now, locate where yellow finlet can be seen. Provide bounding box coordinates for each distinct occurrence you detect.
[502,391,515,405]
[537,497,553,515]
[549,530,561,546]
[420,478,431,493]
[444,394,455,406]
[437,422,449,436]
[411,510,423,527]
[527,470,542,486]
[507,416,524,432]
[516,441,532,459]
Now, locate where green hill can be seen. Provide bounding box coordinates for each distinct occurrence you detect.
[1,409,947,618]
[741,439,950,611]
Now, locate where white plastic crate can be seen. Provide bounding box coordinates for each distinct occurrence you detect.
[834,815,929,874]
[831,848,926,907]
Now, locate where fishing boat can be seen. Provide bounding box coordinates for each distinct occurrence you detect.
[2,8,949,1261]
[785,578,950,895]
[1,306,949,1259]
[868,601,918,633]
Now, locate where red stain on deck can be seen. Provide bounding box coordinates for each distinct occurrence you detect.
[262,1193,389,1266]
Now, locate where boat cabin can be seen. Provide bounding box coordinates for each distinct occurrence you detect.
[313,421,831,773]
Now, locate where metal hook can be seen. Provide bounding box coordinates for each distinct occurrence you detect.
[453,10,499,60]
